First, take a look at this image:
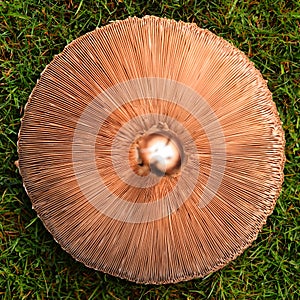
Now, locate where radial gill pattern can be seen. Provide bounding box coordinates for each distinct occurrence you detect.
[18,16,285,284]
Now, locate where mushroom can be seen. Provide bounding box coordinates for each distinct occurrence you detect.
[18,16,285,284]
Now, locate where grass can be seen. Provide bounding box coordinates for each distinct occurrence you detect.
[0,0,299,299]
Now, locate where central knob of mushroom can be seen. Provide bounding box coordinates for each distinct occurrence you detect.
[136,133,182,176]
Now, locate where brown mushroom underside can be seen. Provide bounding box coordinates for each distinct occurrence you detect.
[18,16,285,284]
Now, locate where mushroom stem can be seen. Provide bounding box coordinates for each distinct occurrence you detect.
[136,132,183,176]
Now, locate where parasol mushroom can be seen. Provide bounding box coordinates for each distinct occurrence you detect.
[18,16,285,284]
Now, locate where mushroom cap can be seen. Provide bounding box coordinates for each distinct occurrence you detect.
[18,16,285,284]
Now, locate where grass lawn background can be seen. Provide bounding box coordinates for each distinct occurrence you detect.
[0,0,299,299]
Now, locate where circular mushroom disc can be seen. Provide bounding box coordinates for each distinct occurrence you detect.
[18,16,285,284]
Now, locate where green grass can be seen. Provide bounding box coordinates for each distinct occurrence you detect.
[0,0,299,299]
